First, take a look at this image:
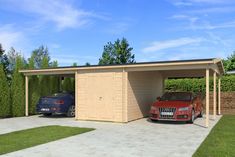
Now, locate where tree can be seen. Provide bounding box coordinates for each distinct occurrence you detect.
[11,56,25,117]
[99,42,115,65]
[62,77,73,91]
[50,60,59,94]
[0,44,4,56]
[7,47,21,71]
[99,38,135,65]
[72,62,78,66]
[85,62,91,66]
[40,56,51,96]
[223,52,235,72]
[0,44,10,80]
[31,45,50,68]
[28,55,40,115]
[5,47,23,83]
[0,64,10,117]
[51,60,58,67]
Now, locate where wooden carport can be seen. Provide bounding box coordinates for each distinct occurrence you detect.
[20,58,224,127]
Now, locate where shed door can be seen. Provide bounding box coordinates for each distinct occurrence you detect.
[86,73,115,120]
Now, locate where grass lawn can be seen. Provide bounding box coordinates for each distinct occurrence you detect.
[193,115,235,157]
[0,125,94,155]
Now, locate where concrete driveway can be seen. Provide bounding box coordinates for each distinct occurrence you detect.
[0,115,221,157]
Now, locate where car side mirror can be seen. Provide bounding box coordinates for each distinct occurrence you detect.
[157,97,161,101]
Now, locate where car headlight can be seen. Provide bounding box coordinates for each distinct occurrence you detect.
[178,107,189,111]
[151,106,157,111]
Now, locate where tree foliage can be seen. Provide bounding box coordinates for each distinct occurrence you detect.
[72,62,78,66]
[223,52,235,72]
[50,61,59,94]
[62,77,73,91]
[11,56,25,117]
[99,38,135,65]
[165,75,235,93]
[85,62,91,66]
[28,56,40,115]
[40,56,51,96]
[6,47,21,72]
[0,44,10,80]
[0,64,10,117]
[31,46,50,69]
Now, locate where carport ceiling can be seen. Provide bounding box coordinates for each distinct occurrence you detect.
[160,69,216,78]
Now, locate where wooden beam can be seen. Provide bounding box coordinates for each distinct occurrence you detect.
[75,71,78,119]
[218,78,221,115]
[25,75,29,116]
[213,71,217,119]
[206,69,210,127]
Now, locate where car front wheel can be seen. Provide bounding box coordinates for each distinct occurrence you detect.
[67,105,75,117]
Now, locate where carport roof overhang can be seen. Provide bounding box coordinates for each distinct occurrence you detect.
[19,58,224,77]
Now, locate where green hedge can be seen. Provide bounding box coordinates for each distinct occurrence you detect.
[0,64,10,118]
[165,75,235,92]
[11,57,25,117]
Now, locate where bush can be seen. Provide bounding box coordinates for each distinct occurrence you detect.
[165,75,235,92]
[29,76,40,115]
[62,77,74,91]
[11,57,25,117]
[221,75,235,91]
[50,76,59,94]
[40,76,51,96]
[0,64,10,117]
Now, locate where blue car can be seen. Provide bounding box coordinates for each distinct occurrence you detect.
[36,92,75,117]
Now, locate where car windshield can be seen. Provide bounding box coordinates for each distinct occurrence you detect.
[161,92,192,101]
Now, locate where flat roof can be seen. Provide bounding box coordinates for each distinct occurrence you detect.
[19,58,225,76]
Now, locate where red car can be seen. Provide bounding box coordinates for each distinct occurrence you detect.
[149,92,203,123]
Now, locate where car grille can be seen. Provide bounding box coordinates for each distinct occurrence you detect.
[159,107,176,119]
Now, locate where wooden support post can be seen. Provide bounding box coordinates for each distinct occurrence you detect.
[218,78,221,115]
[75,71,78,119]
[213,71,217,119]
[25,75,29,116]
[206,69,209,128]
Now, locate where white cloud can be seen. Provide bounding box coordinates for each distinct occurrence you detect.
[173,1,192,6]
[190,21,235,30]
[142,37,204,53]
[1,0,106,30]
[171,0,235,6]
[189,0,233,4]
[0,24,26,52]
[188,7,235,14]
[107,22,130,34]
[170,14,199,25]
[206,32,231,47]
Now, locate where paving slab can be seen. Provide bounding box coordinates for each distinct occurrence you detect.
[0,115,221,157]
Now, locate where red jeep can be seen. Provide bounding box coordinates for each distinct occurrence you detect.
[149,92,203,123]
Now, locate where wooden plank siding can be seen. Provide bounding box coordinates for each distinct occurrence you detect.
[127,71,163,121]
[76,69,126,122]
